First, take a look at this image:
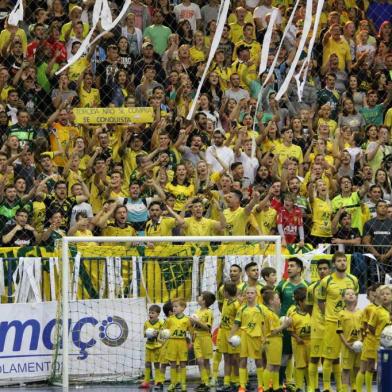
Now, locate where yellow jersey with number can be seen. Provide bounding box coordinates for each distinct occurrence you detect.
[234,304,265,337]
[183,216,218,236]
[263,305,282,338]
[306,280,325,327]
[318,273,359,322]
[251,207,277,235]
[369,306,391,340]
[288,307,311,340]
[145,217,176,236]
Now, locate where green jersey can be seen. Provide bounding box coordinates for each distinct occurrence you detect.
[276,278,309,316]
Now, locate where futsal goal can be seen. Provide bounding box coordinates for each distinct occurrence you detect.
[51,235,282,389]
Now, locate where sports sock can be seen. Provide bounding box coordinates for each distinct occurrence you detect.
[295,368,305,390]
[201,368,209,385]
[256,367,264,388]
[154,368,162,384]
[322,358,333,391]
[286,358,294,384]
[271,370,280,390]
[239,368,247,388]
[223,375,230,386]
[333,363,342,391]
[180,367,187,387]
[350,369,357,390]
[170,368,177,387]
[144,367,151,382]
[365,371,373,392]
[263,369,272,390]
[308,361,318,391]
[356,371,365,392]
[212,351,221,379]
[341,384,349,392]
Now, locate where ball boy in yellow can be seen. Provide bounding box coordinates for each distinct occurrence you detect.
[216,281,241,390]
[337,288,362,392]
[262,289,292,391]
[190,291,216,390]
[230,286,265,392]
[165,298,193,392]
[141,304,164,388]
[356,284,380,392]
[287,287,311,391]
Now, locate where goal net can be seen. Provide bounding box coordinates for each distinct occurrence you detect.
[50,235,281,388]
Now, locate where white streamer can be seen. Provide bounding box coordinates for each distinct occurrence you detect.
[191,256,200,301]
[0,258,4,298]
[49,257,58,301]
[72,252,81,301]
[186,0,230,120]
[131,256,138,298]
[56,0,132,75]
[275,0,313,101]
[8,0,23,26]
[294,0,325,101]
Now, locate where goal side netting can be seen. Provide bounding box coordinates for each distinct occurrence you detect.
[50,235,282,388]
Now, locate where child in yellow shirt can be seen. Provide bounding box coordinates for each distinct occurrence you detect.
[141,304,163,388]
[191,291,216,390]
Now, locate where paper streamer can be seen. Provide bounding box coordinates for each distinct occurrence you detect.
[56,0,132,75]
[275,0,313,101]
[294,0,325,101]
[8,0,23,26]
[186,0,229,120]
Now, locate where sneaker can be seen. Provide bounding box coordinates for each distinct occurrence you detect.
[257,387,264,392]
[238,387,246,392]
[153,383,163,391]
[167,384,176,391]
[195,384,208,391]
[216,386,231,392]
[139,381,150,389]
[181,386,187,392]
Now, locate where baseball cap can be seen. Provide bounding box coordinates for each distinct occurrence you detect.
[213,127,226,137]
[142,42,153,49]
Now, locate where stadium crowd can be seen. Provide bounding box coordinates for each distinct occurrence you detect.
[0,0,391,285]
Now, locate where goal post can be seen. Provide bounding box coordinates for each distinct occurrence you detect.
[57,235,282,389]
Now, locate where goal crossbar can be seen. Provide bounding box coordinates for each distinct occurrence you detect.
[60,235,281,390]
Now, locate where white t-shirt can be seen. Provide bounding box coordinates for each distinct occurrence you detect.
[173,3,201,31]
[206,145,235,173]
[70,202,94,227]
[253,5,282,28]
[236,152,259,185]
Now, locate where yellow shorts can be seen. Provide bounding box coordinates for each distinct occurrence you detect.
[165,339,188,363]
[322,321,341,359]
[159,341,168,364]
[310,337,324,358]
[194,335,213,359]
[311,324,325,340]
[341,345,361,370]
[240,333,262,360]
[292,339,310,368]
[217,328,240,354]
[265,337,282,366]
[361,336,379,361]
[145,347,160,363]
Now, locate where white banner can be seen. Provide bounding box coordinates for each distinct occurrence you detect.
[0,298,146,384]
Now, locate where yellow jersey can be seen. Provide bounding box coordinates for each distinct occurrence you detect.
[368,306,391,340]
[361,303,378,331]
[322,37,352,71]
[318,272,359,322]
[252,206,277,235]
[240,282,264,305]
[183,216,218,236]
[144,319,164,349]
[288,307,311,340]
[145,217,177,236]
[223,207,249,235]
[234,303,265,337]
[102,223,136,237]
[337,309,362,343]
[233,40,261,64]
[166,314,192,340]
[79,86,100,108]
[274,143,304,176]
[306,280,325,327]
[194,308,213,337]
[310,197,333,237]
[189,46,206,63]
[50,123,80,167]
[263,305,282,338]
[220,298,241,330]
[165,182,195,211]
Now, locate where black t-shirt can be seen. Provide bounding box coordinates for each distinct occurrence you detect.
[1,223,36,247]
[363,217,392,255]
[96,60,122,106]
[43,195,76,231]
[132,58,166,86]
[335,226,361,254]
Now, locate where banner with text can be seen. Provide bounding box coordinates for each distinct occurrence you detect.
[0,298,145,385]
[73,107,154,124]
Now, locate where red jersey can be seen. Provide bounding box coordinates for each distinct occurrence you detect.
[277,207,303,244]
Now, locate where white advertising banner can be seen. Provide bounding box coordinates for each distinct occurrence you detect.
[0,298,146,384]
